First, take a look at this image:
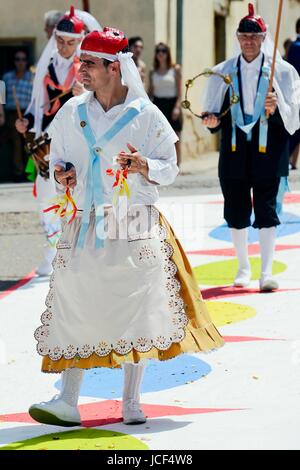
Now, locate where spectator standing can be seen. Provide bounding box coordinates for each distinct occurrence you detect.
[283,38,292,61]
[149,43,182,166]
[44,10,64,39]
[128,36,146,84]
[287,18,300,170]
[2,49,33,181]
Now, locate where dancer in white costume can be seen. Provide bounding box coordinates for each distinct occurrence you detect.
[29,28,224,427]
[15,6,102,276]
[202,4,300,292]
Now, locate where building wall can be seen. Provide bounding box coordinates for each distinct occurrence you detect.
[0,0,299,161]
[176,0,300,160]
[0,0,155,69]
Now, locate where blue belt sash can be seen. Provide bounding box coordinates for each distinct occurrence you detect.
[230,64,270,153]
[77,98,149,249]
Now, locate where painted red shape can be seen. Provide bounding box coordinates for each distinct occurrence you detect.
[0,271,36,301]
[283,193,300,204]
[223,336,285,343]
[187,244,300,257]
[0,400,246,427]
[205,193,300,205]
[202,286,300,300]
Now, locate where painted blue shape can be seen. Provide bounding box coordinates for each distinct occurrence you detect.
[55,355,211,399]
[209,212,300,244]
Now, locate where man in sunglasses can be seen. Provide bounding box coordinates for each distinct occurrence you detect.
[202,3,300,292]
[2,50,33,182]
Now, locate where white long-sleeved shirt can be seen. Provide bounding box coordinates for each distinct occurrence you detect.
[48,90,179,209]
[240,52,263,115]
[51,51,76,85]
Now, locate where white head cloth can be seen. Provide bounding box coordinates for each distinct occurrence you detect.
[26,10,102,136]
[202,29,300,135]
[80,49,150,101]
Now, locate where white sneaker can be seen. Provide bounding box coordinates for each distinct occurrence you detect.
[259,276,279,292]
[122,399,146,425]
[28,396,81,427]
[35,246,56,277]
[234,269,251,288]
[35,260,53,277]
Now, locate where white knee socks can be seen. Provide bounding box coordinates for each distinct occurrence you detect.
[231,228,251,286]
[122,362,146,404]
[259,227,276,279]
[59,368,84,407]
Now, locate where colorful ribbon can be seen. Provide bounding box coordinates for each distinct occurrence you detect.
[106,167,131,206]
[43,187,77,224]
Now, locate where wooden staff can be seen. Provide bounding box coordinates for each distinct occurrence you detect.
[41,88,72,108]
[12,85,27,139]
[82,0,90,12]
[266,0,284,118]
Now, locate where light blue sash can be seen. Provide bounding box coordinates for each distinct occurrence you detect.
[77,98,149,249]
[276,177,290,215]
[230,61,270,153]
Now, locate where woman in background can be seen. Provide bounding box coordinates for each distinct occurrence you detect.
[149,42,182,166]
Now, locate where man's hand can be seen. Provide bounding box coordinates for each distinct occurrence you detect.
[54,164,77,189]
[265,92,278,115]
[201,113,220,129]
[116,143,149,179]
[172,106,181,121]
[72,80,85,96]
[15,118,29,134]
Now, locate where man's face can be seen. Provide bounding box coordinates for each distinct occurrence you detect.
[130,40,144,60]
[237,33,265,61]
[79,54,115,91]
[56,34,81,59]
[14,52,28,72]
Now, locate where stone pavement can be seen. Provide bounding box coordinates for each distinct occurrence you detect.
[0,189,299,450]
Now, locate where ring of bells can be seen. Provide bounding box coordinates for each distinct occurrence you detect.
[181,69,240,119]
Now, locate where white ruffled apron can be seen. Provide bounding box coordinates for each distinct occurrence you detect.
[35,205,188,361]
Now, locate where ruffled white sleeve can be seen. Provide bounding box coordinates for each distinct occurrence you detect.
[144,106,179,186]
[48,108,67,193]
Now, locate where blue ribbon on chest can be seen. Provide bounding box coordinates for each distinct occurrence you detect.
[230,58,270,154]
[76,98,149,249]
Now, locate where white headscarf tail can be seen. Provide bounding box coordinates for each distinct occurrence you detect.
[116,52,149,101]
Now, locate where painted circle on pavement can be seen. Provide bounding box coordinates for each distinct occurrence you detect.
[0,429,149,451]
[55,354,212,399]
[193,257,286,286]
[207,301,256,326]
[209,212,300,243]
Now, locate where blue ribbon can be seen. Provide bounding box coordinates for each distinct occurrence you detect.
[230,63,270,153]
[77,98,149,249]
[276,177,290,215]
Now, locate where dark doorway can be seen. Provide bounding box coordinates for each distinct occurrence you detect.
[0,39,35,183]
[0,39,35,79]
[214,14,226,65]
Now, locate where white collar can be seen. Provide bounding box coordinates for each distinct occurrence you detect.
[87,88,146,113]
[240,52,263,71]
[53,51,76,68]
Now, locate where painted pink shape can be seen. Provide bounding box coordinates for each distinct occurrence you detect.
[223,336,285,343]
[202,286,300,300]
[0,400,247,427]
[205,193,300,205]
[187,244,300,257]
